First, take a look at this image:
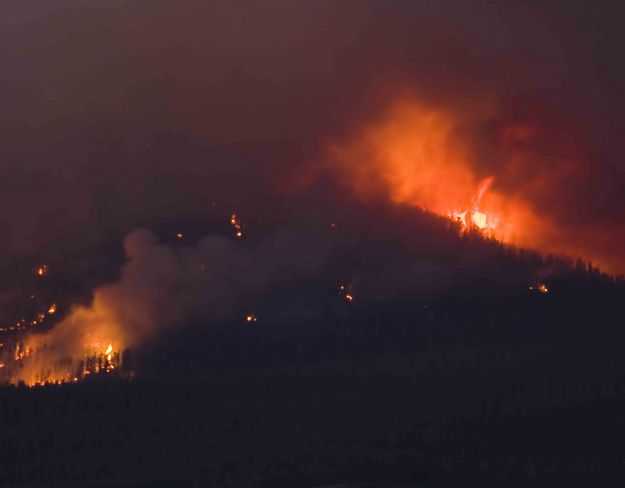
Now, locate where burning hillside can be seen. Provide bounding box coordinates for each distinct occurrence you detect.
[2,2,625,486]
[325,100,557,253]
[1,1,625,389]
[1,94,621,385]
[0,199,613,387]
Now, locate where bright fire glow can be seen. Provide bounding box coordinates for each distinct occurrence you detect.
[449,177,499,235]
[1,290,129,386]
[324,99,577,258]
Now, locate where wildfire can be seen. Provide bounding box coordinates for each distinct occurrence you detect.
[0,289,131,386]
[325,99,552,250]
[448,177,500,235]
[327,97,625,274]
[1,239,145,387]
[14,344,33,361]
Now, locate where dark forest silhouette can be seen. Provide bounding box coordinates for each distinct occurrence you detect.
[2,234,625,485]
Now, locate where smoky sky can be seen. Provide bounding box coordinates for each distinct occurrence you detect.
[1,0,625,274]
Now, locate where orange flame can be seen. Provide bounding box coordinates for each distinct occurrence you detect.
[326,100,547,249]
[449,177,500,236]
[3,291,128,386]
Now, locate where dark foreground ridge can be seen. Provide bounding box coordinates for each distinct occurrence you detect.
[2,274,625,487]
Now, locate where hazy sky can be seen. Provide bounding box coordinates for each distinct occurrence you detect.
[1,1,624,272]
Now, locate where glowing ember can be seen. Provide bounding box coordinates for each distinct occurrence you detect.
[14,344,33,361]
[35,265,48,277]
[246,314,258,323]
[48,304,57,314]
[529,282,549,294]
[176,232,184,239]
[231,214,244,238]
[337,283,354,302]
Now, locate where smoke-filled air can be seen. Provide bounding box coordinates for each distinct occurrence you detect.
[1,1,625,385]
